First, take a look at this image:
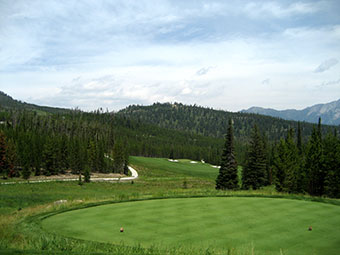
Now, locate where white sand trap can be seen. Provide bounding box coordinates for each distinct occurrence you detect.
[190,161,197,164]
[168,159,178,162]
[211,165,221,168]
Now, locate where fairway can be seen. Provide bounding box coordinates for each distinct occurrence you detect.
[42,197,340,254]
[130,156,219,179]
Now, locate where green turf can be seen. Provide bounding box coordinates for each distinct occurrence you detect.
[42,197,340,255]
[130,156,219,179]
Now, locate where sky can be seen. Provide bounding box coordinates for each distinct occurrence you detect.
[1,0,340,112]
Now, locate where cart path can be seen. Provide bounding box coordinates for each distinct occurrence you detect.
[0,166,138,185]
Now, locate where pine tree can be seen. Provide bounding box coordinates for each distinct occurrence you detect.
[78,172,83,185]
[88,140,98,172]
[84,165,91,183]
[113,141,125,173]
[297,122,303,155]
[242,124,267,190]
[123,160,129,176]
[286,129,299,192]
[305,125,324,196]
[6,139,17,177]
[22,164,31,180]
[272,139,286,192]
[169,148,174,160]
[0,131,9,178]
[42,138,56,176]
[216,119,238,190]
[323,132,340,198]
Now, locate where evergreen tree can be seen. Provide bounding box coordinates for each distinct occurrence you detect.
[96,141,105,172]
[169,148,174,160]
[305,126,324,196]
[323,132,340,198]
[284,129,300,193]
[6,139,17,177]
[242,125,267,190]
[84,165,91,183]
[272,129,300,193]
[272,139,286,192]
[88,140,98,172]
[216,119,238,190]
[69,139,82,174]
[57,135,68,174]
[123,160,129,176]
[42,138,56,176]
[78,172,82,185]
[0,131,9,178]
[297,121,303,155]
[22,164,31,180]
[32,134,42,176]
[113,141,125,173]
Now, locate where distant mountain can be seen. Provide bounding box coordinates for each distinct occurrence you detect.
[242,99,340,125]
[0,91,71,114]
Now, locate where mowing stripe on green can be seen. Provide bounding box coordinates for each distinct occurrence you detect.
[42,197,340,255]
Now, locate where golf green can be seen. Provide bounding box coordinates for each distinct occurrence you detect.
[42,197,340,254]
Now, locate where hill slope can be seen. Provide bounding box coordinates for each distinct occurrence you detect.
[118,102,339,142]
[242,99,340,125]
[0,91,71,115]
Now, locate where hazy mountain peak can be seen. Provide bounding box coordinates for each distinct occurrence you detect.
[242,99,340,125]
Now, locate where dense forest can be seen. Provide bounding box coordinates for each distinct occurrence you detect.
[1,92,339,198]
[216,119,340,198]
[119,102,339,142]
[0,91,226,179]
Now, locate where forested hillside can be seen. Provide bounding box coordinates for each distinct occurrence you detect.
[0,91,70,115]
[119,102,339,142]
[0,105,224,180]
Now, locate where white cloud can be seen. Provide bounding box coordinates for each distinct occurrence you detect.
[1,0,340,112]
[196,66,214,76]
[245,1,321,19]
[320,78,340,86]
[314,58,339,73]
[262,79,270,85]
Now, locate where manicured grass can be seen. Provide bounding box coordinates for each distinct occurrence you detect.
[42,197,340,255]
[130,156,219,179]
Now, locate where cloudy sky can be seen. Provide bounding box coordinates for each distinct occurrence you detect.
[1,0,340,112]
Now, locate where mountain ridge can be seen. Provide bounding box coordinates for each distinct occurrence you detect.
[242,99,340,125]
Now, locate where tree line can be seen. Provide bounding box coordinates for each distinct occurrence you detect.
[216,118,340,198]
[119,102,338,143]
[0,107,224,179]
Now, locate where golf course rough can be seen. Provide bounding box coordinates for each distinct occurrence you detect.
[42,197,340,255]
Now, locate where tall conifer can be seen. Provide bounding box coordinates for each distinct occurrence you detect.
[323,132,340,198]
[0,131,8,178]
[216,119,238,190]
[297,122,303,155]
[305,126,324,196]
[242,124,267,190]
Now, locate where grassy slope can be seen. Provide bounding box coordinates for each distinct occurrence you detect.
[130,156,219,180]
[42,197,340,255]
